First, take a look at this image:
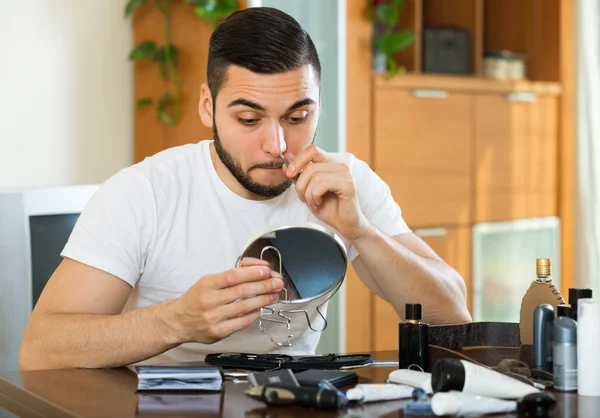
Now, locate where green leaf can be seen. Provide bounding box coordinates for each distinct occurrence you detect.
[128,41,157,61]
[125,0,148,17]
[386,57,399,79]
[159,62,169,80]
[193,5,231,20]
[373,35,385,52]
[375,4,391,24]
[136,98,154,109]
[153,45,179,65]
[375,4,398,27]
[391,0,405,10]
[383,31,415,54]
[157,93,175,125]
[157,108,175,125]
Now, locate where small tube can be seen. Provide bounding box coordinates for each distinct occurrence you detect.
[387,369,433,393]
[432,359,540,399]
[431,391,517,416]
[345,384,414,403]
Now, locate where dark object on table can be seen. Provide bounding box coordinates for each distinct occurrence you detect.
[399,303,429,372]
[517,392,557,417]
[294,369,358,388]
[205,352,372,371]
[245,385,348,410]
[429,322,521,349]
[248,369,299,388]
[423,27,470,74]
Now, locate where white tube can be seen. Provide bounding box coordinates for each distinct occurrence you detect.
[432,359,540,399]
[431,391,517,416]
[388,369,433,393]
[345,384,415,403]
[459,360,539,399]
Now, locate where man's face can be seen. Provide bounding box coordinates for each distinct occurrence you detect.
[206,65,320,198]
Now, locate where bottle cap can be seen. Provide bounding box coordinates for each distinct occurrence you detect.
[431,359,465,393]
[405,304,423,321]
[536,258,551,277]
[568,288,593,307]
[556,304,571,318]
[554,316,577,344]
[430,392,460,416]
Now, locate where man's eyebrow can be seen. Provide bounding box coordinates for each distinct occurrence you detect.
[287,98,315,112]
[227,98,265,111]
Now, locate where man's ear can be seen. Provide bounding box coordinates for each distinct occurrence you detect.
[198,83,214,128]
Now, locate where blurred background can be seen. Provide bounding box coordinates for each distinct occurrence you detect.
[0,0,598,365]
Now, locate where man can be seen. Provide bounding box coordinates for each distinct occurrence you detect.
[19,7,471,370]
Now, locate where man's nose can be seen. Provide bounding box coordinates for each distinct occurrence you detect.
[264,124,287,157]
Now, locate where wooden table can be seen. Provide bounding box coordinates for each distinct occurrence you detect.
[0,350,597,417]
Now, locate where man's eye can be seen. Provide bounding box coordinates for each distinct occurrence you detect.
[238,118,258,126]
[287,115,308,124]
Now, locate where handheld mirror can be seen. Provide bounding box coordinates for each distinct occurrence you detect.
[236,223,348,347]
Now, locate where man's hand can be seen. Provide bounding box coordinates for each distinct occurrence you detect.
[170,257,284,344]
[283,144,368,241]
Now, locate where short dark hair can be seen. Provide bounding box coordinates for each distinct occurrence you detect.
[207,7,321,101]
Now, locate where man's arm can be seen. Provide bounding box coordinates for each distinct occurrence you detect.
[20,257,282,370]
[351,229,472,324]
[281,145,471,325]
[19,258,178,370]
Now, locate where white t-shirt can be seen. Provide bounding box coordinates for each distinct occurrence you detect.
[61,140,410,363]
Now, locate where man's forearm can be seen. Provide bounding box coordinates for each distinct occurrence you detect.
[19,300,183,370]
[351,226,471,324]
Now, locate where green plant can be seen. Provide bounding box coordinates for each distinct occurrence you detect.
[369,0,415,78]
[125,0,238,126]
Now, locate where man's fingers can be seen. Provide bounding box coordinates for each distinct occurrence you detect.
[238,257,270,267]
[219,293,279,320]
[212,278,284,306]
[286,144,331,178]
[207,266,271,290]
[208,310,262,341]
[293,163,342,203]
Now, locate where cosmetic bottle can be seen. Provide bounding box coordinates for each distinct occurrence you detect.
[399,303,429,372]
[532,304,554,372]
[520,258,566,345]
[577,299,600,397]
[553,315,578,391]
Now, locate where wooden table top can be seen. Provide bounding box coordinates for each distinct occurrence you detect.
[0,350,597,418]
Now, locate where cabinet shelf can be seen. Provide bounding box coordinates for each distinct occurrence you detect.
[373,73,561,95]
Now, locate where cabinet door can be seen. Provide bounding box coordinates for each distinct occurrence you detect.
[374,89,473,228]
[474,93,558,222]
[372,226,472,351]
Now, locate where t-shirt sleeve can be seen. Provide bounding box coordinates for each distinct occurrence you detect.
[346,154,411,261]
[60,167,156,287]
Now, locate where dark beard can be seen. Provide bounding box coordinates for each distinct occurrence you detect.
[212,122,292,198]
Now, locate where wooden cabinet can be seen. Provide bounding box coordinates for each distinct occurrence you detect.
[372,226,472,351]
[374,89,473,228]
[474,93,558,222]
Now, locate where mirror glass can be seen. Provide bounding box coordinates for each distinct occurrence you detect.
[237,223,348,303]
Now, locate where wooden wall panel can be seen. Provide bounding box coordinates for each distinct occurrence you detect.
[133,6,169,163]
[346,0,375,354]
[558,0,575,294]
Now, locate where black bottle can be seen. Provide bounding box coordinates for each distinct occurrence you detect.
[399,303,429,372]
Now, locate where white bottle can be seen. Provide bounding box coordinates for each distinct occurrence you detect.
[578,298,600,396]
